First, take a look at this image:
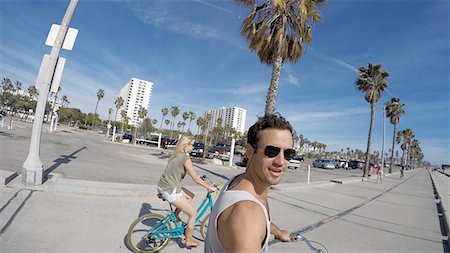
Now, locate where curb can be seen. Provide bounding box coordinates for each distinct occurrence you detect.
[0,170,18,186]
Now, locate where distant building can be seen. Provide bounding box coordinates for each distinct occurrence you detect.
[205,106,247,134]
[116,78,153,127]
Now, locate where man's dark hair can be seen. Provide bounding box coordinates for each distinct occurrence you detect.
[247,113,293,146]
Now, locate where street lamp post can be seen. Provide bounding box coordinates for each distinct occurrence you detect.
[22,0,78,185]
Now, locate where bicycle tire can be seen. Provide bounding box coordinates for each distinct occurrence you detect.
[127,213,172,253]
[200,213,211,240]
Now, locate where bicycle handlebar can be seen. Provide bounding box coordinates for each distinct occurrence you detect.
[292,232,325,253]
[200,175,220,191]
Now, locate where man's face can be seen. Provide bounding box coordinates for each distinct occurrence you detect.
[248,128,293,186]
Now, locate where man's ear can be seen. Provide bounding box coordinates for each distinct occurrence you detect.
[246,144,255,159]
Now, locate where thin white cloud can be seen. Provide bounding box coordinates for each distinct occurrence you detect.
[191,0,239,18]
[211,83,267,95]
[288,107,368,122]
[309,47,358,73]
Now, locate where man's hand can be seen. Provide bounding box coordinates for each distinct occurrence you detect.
[274,229,292,242]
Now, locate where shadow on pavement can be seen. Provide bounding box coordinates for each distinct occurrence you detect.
[43,146,87,182]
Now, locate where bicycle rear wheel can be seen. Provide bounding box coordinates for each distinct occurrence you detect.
[127,213,172,253]
[200,213,210,240]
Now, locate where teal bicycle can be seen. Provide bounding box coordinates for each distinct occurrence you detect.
[126,175,219,253]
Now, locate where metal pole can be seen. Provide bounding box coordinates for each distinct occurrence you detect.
[307,165,311,184]
[22,0,78,185]
[380,105,386,175]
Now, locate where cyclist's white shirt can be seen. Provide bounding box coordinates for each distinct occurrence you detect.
[204,175,271,253]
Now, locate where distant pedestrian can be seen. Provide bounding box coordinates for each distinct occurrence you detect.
[400,166,405,179]
[376,164,383,183]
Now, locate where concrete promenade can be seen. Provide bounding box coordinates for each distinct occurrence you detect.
[0,121,448,252]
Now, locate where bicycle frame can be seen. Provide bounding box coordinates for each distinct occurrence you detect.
[149,191,214,240]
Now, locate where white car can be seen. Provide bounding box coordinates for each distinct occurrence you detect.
[288,156,303,169]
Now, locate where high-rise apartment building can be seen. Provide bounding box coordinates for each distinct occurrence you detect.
[205,106,247,134]
[116,78,153,126]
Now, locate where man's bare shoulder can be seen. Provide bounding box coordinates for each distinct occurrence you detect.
[217,200,267,251]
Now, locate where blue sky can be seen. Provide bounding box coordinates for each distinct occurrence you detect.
[1,0,449,165]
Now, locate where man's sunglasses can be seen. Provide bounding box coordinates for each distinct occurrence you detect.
[254,145,296,161]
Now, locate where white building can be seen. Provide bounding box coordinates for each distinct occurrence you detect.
[205,106,247,134]
[116,78,153,126]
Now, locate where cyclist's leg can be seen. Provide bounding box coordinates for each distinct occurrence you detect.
[171,196,198,247]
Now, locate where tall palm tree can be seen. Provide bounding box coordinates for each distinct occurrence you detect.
[160,107,169,132]
[188,111,196,133]
[182,112,189,133]
[138,107,148,136]
[236,0,325,115]
[355,63,389,177]
[385,97,405,173]
[396,128,414,171]
[114,96,124,127]
[93,89,105,130]
[196,116,204,136]
[170,106,180,138]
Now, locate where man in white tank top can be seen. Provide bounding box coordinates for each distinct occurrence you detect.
[205,114,294,253]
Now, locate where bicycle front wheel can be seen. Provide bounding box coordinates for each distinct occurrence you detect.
[200,213,211,240]
[127,213,171,253]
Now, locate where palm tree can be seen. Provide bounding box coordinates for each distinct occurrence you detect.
[187,111,196,133]
[182,112,189,133]
[138,107,148,136]
[114,96,124,127]
[170,106,180,138]
[355,63,389,177]
[1,77,13,106]
[196,116,204,136]
[236,0,325,115]
[202,113,212,159]
[120,110,128,141]
[61,95,69,108]
[14,80,22,95]
[164,119,171,130]
[409,139,420,169]
[160,107,169,132]
[385,97,405,173]
[396,128,414,171]
[27,85,38,100]
[93,89,105,130]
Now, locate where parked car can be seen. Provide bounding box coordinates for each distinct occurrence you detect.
[208,140,232,160]
[122,133,133,141]
[348,160,365,169]
[190,141,205,157]
[288,156,303,169]
[312,159,336,169]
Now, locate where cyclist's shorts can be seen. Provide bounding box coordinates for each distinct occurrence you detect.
[157,186,182,203]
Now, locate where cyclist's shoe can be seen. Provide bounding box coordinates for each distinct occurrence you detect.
[184,227,199,248]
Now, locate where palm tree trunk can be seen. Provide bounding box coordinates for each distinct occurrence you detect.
[265,51,283,116]
[93,100,99,131]
[363,102,376,177]
[389,123,397,173]
[159,116,164,132]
